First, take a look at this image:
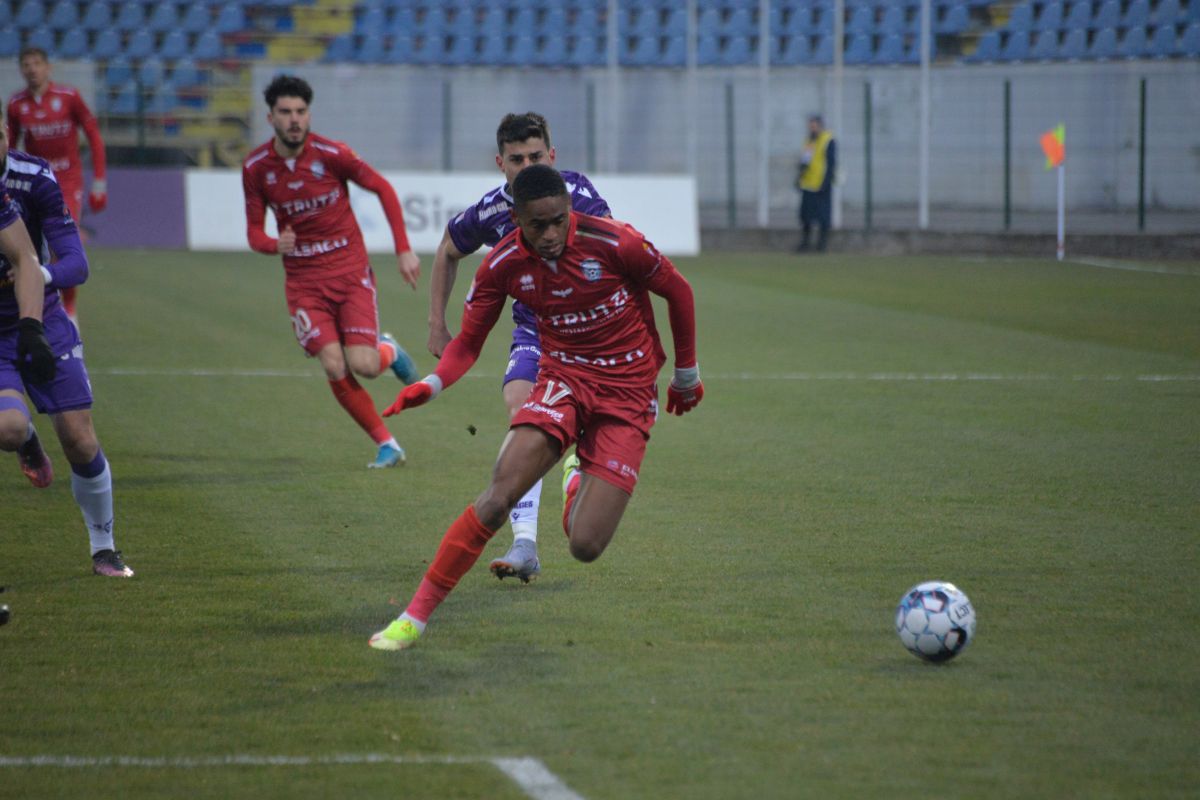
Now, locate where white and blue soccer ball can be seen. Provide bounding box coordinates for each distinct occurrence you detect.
[895,581,976,663]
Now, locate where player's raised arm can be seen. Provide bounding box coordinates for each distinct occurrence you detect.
[347,156,419,290]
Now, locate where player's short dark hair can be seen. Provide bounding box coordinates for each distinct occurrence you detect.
[496,112,552,153]
[512,164,569,210]
[18,46,49,62]
[264,75,313,109]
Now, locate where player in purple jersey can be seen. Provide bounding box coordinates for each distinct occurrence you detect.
[427,112,611,584]
[0,115,132,577]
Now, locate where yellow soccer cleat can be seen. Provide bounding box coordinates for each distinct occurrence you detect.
[368,618,422,651]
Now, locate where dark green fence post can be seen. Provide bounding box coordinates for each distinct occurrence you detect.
[1138,77,1146,231]
[725,82,736,228]
[1003,79,1011,231]
[864,81,873,233]
[442,80,452,171]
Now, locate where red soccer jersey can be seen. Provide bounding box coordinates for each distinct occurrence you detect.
[242,133,376,285]
[460,213,690,388]
[5,83,106,182]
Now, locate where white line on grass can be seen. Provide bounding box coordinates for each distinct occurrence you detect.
[1068,257,1200,276]
[0,754,585,800]
[93,368,1200,383]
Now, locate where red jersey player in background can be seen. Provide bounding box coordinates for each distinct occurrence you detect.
[369,165,704,651]
[6,47,107,324]
[243,75,421,469]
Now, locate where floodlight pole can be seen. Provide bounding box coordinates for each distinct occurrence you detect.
[918,0,931,229]
[607,0,620,173]
[832,0,844,230]
[757,0,770,228]
[686,0,698,179]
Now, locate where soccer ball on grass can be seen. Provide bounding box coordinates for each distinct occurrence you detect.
[895,581,976,663]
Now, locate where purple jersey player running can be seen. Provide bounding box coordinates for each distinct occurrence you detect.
[427,112,610,583]
[0,114,132,577]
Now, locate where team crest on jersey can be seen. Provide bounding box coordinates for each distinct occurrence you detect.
[519,274,535,291]
[266,171,276,185]
[50,97,62,111]
[581,259,603,281]
[20,103,30,114]
[311,160,325,178]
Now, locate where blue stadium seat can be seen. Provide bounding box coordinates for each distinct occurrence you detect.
[907,33,934,61]
[623,34,658,65]
[1089,25,1117,57]
[192,28,222,60]
[46,1,77,31]
[661,34,685,64]
[1031,29,1059,58]
[1058,26,1087,58]
[323,33,354,62]
[214,3,245,35]
[0,26,17,58]
[784,6,811,35]
[356,6,386,34]
[159,29,187,60]
[811,33,833,63]
[697,8,720,36]
[1001,29,1031,59]
[879,6,904,34]
[720,34,752,64]
[356,32,386,62]
[566,6,597,34]
[874,32,905,63]
[138,56,165,86]
[774,32,809,63]
[625,7,655,36]
[970,29,1001,61]
[1180,21,1200,52]
[56,25,85,57]
[412,35,444,65]
[1122,0,1150,28]
[540,8,565,36]
[1117,24,1147,56]
[697,33,719,63]
[147,83,177,115]
[382,34,411,63]
[510,7,534,33]
[504,35,535,65]
[936,4,968,33]
[181,5,210,34]
[663,8,686,35]
[14,0,45,29]
[1190,0,1200,24]
[125,29,155,59]
[25,24,53,52]
[80,1,112,31]
[113,1,144,33]
[1092,0,1120,30]
[1006,3,1033,30]
[390,8,414,34]
[1151,0,1183,26]
[171,58,202,86]
[475,33,505,64]
[844,32,873,62]
[104,55,133,87]
[1063,0,1092,30]
[148,2,180,32]
[1148,23,1178,56]
[536,34,566,65]
[109,80,140,115]
[725,8,754,35]
[444,33,475,64]
[91,28,121,59]
[846,5,873,35]
[1036,1,1064,30]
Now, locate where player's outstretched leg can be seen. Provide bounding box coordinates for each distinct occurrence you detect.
[17,425,54,489]
[489,479,542,583]
[379,332,418,385]
[561,453,581,536]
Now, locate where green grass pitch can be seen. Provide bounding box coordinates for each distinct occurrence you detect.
[2,248,1198,799]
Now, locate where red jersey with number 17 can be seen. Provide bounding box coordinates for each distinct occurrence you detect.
[462,213,683,388]
[242,133,372,285]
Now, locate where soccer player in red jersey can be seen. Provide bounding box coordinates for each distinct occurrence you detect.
[243,75,421,469]
[6,47,108,323]
[369,165,704,650]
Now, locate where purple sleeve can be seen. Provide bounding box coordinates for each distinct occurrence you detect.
[565,172,612,218]
[0,194,19,231]
[36,173,88,288]
[446,203,488,256]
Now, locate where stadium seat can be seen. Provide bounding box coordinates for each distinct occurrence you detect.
[811,33,833,63]
[1006,3,1033,30]
[475,33,505,64]
[45,1,77,31]
[906,33,933,61]
[356,32,386,63]
[623,34,658,65]
[356,6,386,34]
[192,29,222,60]
[147,83,177,115]
[181,5,210,34]
[1092,0,1120,30]
[504,35,535,65]
[661,34,685,64]
[158,29,187,60]
[0,27,16,58]
[1151,0,1183,26]
[721,34,753,64]
[91,28,121,59]
[540,8,565,36]
[56,25,85,57]
[1089,25,1118,57]
[774,32,809,63]
[879,6,905,35]
[25,24,53,52]
[323,33,354,62]
[536,34,566,65]
[874,32,905,63]
[171,57,202,87]
[214,3,245,35]
[1117,24,1147,56]
[1122,0,1150,28]
[697,33,719,63]
[784,6,811,35]
[1036,1,1064,31]
[108,80,140,115]
[80,1,112,31]
[444,33,475,64]
[970,29,1002,61]
[663,8,686,35]
[125,29,155,60]
[138,55,166,86]
[844,32,873,63]
[113,1,144,33]
[566,6,597,34]
[1058,27,1088,58]
[1190,0,1200,24]
[1031,29,1059,58]
[14,0,44,29]
[148,2,180,33]
[1180,21,1200,52]
[104,55,133,87]
[1148,23,1179,56]
[697,8,720,36]
[1063,0,1092,30]
[390,8,414,34]
[510,7,534,33]
[847,5,873,35]
[1001,29,1031,59]
[936,4,968,33]
[725,8,754,35]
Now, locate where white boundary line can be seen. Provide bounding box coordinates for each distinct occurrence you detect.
[0,754,585,800]
[92,368,1200,383]
[1067,257,1200,276]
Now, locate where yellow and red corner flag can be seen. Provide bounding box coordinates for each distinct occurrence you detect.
[1040,124,1065,170]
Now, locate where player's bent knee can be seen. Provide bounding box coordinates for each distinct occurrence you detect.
[568,538,605,563]
[0,414,28,450]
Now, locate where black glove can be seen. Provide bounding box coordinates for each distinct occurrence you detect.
[17,317,56,385]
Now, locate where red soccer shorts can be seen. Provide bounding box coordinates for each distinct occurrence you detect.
[57,172,84,221]
[510,370,659,495]
[283,266,380,356]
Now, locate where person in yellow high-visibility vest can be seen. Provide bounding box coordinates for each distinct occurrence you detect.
[796,115,836,253]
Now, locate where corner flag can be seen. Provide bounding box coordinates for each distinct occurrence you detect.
[1040,124,1065,170]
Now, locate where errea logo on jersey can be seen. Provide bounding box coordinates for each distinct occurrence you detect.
[519,274,535,291]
